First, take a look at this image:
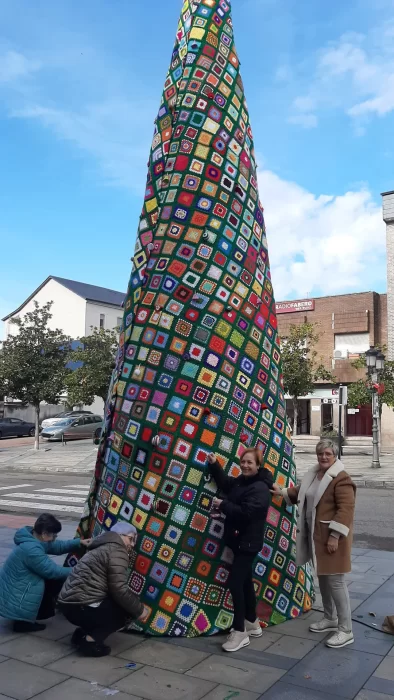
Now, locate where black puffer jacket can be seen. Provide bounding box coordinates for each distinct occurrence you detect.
[209,460,272,554]
[58,532,143,619]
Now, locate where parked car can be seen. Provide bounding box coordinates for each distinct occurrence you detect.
[41,415,103,441]
[0,418,35,439]
[40,410,94,430]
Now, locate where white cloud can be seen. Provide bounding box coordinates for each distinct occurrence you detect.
[258,168,386,300]
[288,113,318,129]
[0,50,41,83]
[12,100,155,192]
[289,22,394,127]
[0,43,156,193]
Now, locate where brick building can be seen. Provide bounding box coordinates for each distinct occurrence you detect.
[276,291,388,439]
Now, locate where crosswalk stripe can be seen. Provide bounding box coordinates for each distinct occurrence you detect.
[38,488,89,495]
[65,484,91,489]
[0,484,32,491]
[6,493,86,504]
[0,499,82,513]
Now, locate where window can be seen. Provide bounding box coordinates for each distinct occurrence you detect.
[334,333,369,357]
[84,416,95,424]
[99,314,105,329]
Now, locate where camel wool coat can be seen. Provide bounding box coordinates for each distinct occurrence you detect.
[282,461,356,576]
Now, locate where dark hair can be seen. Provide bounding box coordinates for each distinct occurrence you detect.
[33,513,62,535]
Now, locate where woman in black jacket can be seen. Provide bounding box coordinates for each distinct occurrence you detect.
[208,448,272,652]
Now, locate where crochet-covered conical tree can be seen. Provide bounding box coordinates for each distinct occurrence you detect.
[73,0,313,636]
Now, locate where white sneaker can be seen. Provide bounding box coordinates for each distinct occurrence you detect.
[222,629,250,652]
[245,619,263,637]
[326,631,354,648]
[309,617,339,633]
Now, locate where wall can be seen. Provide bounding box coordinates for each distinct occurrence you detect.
[277,291,387,384]
[85,302,122,336]
[5,279,86,339]
[4,402,67,423]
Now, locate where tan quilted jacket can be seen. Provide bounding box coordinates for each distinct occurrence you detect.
[58,532,143,619]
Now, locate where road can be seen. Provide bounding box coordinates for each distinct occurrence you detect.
[0,471,392,550]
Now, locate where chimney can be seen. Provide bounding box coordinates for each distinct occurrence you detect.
[383,190,394,360]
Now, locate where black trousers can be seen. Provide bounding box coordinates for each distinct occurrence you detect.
[37,579,64,620]
[228,551,257,632]
[59,598,130,643]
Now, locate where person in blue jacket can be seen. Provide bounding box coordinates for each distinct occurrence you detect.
[0,513,90,632]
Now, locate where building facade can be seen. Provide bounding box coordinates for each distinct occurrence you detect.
[2,276,125,340]
[276,291,388,440]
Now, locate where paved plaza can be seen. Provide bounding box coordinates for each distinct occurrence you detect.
[0,518,393,700]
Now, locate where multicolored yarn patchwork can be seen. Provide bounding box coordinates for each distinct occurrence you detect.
[74,0,313,636]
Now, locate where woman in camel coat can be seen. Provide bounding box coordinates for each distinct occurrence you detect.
[272,438,356,650]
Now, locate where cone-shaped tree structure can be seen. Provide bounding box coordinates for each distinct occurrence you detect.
[73,0,313,636]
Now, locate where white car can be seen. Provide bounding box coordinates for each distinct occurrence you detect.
[40,411,93,430]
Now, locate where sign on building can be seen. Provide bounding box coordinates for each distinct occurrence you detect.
[276,300,315,314]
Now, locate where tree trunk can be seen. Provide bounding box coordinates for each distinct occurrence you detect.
[34,405,40,451]
[293,399,299,437]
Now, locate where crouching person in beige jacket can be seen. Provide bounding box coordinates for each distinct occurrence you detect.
[272,438,356,650]
[58,523,144,657]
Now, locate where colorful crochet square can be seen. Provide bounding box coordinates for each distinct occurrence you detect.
[76,0,314,637]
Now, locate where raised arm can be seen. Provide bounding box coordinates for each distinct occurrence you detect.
[207,454,236,494]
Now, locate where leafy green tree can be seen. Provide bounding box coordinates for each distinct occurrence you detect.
[281,322,334,436]
[348,350,394,415]
[65,328,118,408]
[0,302,70,449]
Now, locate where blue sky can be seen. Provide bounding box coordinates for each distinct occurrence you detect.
[1,0,393,336]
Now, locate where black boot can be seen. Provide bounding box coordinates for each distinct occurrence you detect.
[13,621,46,633]
[71,628,86,646]
[79,637,111,657]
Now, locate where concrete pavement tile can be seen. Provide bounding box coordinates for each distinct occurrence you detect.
[118,639,209,672]
[0,636,71,666]
[166,630,282,655]
[353,549,374,556]
[367,563,394,576]
[59,630,146,657]
[266,611,331,640]
[200,686,260,700]
[32,615,75,641]
[356,691,394,700]
[387,645,394,657]
[348,582,384,595]
[114,665,216,700]
[351,622,394,656]
[186,654,286,693]
[221,647,296,670]
[362,552,394,561]
[263,635,318,659]
[283,645,383,698]
[46,653,137,685]
[0,656,8,663]
[372,656,394,681]
[0,658,67,700]
[257,681,345,700]
[350,592,371,601]
[347,574,389,585]
[24,677,142,700]
[0,621,24,644]
[351,598,366,611]
[0,695,14,700]
[364,677,394,696]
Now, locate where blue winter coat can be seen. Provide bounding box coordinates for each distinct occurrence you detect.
[0,526,81,622]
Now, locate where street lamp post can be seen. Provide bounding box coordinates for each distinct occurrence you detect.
[365,347,385,469]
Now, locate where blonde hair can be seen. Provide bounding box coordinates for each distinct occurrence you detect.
[240,448,262,468]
